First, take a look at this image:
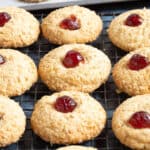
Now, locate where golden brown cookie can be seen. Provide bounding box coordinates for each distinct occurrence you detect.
[38,44,111,93]
[0,7,40,48]
[57,145,97,150]
[0,49,38,97]
[31,91,106,144]
[0,95,26,147]
[41,5,102,45]
[113,47,150,96]
[112,94,150,150]
[108,9,150,51]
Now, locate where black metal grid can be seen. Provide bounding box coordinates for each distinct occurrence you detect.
[1,1,149,150]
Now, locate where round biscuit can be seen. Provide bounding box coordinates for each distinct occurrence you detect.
[108,9,150,51]
[0,7,40,48]
[113,47,150,96]
[112,94,150,150]
[31,91,106,144]
[0,49,38,96]
[0,95,26,147]
[57,145,97,150]
[41,5,102,45]
[38,44,111,93]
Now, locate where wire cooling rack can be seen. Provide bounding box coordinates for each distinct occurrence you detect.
[1,1,149,150]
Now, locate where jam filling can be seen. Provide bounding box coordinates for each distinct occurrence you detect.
[0,12,11,27]
[128,54,149,70]
[0,55,5,64]
[63,50,84,68]
[128,111,150,129]
[125,14,142,27]
[60,15,80,30]
[54,96,77,113]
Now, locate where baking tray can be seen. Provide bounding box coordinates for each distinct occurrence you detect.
[1,0,148,150]
[1,0,138,10]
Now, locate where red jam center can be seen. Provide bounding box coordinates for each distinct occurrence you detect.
[0,55,5,64]
[54,96,77,113]
[60,15,80,30]
[63,50,84,68]
[128,54,149,70]
[0,12,11,27]
[125,14,142,27]
[128,111,150,129]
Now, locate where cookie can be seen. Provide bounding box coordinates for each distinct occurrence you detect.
[41,5,102,45]
[108,9,150,51]
[0,7,40,48]
[31,91,106,144]
[38,44,111,93]
[21,0,47,2]
[0,49,38,97]
[57,145,97,150]
[113,47,150,96]
[112,94,150,150]
[0,95,26,147]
